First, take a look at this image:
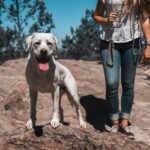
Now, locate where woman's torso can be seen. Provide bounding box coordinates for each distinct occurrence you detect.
[100,0,141,43]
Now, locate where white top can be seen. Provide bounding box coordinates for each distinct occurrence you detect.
[100,0,141,43]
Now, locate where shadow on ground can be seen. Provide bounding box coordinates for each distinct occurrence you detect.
[80,95,111,131]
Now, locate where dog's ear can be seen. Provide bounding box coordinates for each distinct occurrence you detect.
[26,35,33,52]
[26,34,35,52]
[26,35,33,46]
[52,35,58,46]
[49,33,59,51]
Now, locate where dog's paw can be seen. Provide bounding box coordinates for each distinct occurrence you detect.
[26,119,33,129]
[51,118,60,128]
[80,121,87,129]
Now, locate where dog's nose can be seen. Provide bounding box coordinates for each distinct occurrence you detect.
[40,49,47,55]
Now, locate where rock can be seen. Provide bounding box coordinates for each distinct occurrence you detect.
[0,58,150,149]
[1,125,150,150]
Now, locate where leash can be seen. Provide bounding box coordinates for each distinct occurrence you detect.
[107,40,114,67]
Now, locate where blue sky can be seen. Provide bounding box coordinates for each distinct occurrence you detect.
[2,0,98,45]
[44,0,97,42]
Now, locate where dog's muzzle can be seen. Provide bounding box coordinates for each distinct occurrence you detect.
[35,50,51,71]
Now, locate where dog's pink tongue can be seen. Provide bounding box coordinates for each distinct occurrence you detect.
[39,63,49,71]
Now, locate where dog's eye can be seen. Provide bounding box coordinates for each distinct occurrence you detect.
[47,42,52,46]
[34,41,40,45]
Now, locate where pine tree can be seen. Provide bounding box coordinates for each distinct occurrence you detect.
[2,0,55,57]
[61,9,101,60]
[29,0,55,33]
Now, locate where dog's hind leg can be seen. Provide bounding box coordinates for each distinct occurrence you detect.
[64,76,87,128]
[26,88,38,129]
[59,88,64,123]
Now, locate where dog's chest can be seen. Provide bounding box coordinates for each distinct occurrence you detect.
[27,72,61,93]
[25,61,64,93]
[35,79,52,92]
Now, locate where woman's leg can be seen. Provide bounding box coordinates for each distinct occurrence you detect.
[121,48,139,121]
[101,48,121,122]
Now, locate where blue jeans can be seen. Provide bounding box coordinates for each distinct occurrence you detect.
[100,39,141,121]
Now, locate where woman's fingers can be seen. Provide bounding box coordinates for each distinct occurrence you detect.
[144,46,150,58]
[108,12,118,22]
[142,47,150,64]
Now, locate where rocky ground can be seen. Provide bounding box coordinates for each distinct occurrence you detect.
[0,58,150,150]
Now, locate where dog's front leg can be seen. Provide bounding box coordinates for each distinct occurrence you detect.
[26,88,38,129]
[51,86,60,128]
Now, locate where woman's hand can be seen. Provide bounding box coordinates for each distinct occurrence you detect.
[142,46,150,63]
[93,0,119,26]
[107,11,119,23]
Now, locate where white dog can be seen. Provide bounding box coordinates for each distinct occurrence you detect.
[25,33,87,129]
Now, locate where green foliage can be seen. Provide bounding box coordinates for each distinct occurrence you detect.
[61,9,101,60]
[0,26,21,63]
[0,26,16,49]
[0,0,6,24]
[29,0,55,33]
[0,0,55,57]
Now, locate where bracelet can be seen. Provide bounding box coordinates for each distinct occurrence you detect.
[145,41,150,46]
[105,17,109,23]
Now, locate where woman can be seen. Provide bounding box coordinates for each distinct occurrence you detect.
[93,0,150,138]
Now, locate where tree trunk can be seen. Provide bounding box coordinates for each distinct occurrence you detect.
[15,0,24,58]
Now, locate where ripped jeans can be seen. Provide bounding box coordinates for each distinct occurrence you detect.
[100,39,141,121]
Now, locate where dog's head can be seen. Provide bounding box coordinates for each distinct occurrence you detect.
[26,33,58,71]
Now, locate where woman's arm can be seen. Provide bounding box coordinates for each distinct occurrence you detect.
[93,0,118,26]
[142,12,150,60]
